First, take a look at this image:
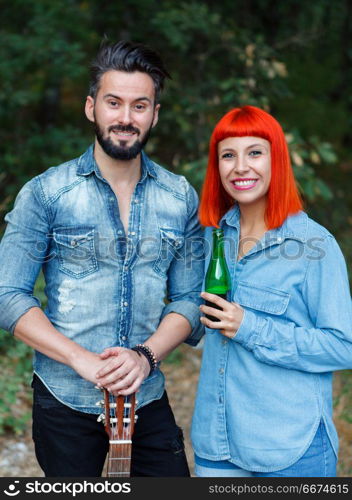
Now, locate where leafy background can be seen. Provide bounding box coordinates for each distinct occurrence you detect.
[0,0,351,476]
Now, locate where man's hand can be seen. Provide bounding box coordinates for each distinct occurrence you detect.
[200,291,244,339]
[95,347,150,395]
[70,351,111,386]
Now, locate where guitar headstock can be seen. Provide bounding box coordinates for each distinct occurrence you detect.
[96,390,137,442]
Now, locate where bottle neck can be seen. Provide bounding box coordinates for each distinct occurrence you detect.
[212,231,224,257]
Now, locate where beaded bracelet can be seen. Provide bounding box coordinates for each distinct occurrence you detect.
[132,344,158,374]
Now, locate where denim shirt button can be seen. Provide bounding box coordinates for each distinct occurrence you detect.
[121,336,127,341]
[117,230,123,235]
[71,239,77,247]
[219,368,224,375]
[123,301,129,307]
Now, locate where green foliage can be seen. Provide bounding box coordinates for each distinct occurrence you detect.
[286,130,335,202]
[0,0,92,227]
[1,0,349,234]
[0,333,32,435]
[164,347,183,366]
[0,275,46,435]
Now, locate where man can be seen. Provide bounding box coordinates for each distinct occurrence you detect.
[0,41,204,477]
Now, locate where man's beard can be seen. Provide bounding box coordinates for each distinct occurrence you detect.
[94,117,153,161]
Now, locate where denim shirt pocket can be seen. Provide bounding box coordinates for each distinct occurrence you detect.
[153,228,185,277]
[236,281,290,315]
[53,226,98,279]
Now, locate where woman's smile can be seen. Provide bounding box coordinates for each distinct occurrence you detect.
[231,178,259,190]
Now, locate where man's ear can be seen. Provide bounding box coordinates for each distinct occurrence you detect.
[152,103,160,128]
[85,96,95,123]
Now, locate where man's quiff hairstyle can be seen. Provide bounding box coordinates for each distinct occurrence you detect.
[89,40,171,104]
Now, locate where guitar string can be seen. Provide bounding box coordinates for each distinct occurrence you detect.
[124,396,131,472]
[107,392,133,476]
[124,394,130,474]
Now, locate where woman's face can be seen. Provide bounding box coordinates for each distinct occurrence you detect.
[218,136,271,207]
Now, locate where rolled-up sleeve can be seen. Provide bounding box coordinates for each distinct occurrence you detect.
[0,177,50,333]
[233,235,352,372]
[160,182,205,346]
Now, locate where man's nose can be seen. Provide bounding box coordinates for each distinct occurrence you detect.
[117,106,132,124]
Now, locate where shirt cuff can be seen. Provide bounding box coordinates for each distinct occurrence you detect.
[232,308,263,351]
[160,300,204,346]
[0,294,41,334]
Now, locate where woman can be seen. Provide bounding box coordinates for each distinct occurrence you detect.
[191,105,352,477]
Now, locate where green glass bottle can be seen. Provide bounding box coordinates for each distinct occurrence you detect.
[204,228,231,322]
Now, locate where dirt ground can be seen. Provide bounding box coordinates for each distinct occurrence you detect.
[0,344,351,477]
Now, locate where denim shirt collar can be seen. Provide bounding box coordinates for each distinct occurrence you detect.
[76,144,158,182]
[220,204,308,245]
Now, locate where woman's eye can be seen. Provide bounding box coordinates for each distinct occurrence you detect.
[221,152,234,159]
[249,150,262,157]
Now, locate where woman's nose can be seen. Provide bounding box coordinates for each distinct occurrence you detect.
[234,155,250,174]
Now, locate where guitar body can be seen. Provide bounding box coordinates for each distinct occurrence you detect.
[101,391,137,477]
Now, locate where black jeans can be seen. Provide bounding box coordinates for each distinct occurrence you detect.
[32,375,190,477]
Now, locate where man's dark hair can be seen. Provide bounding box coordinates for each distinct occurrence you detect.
[89,40,171,104]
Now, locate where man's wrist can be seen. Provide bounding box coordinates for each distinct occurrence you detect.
[131,343,158,375]
[67,343,91,370]
[138,349,151,376]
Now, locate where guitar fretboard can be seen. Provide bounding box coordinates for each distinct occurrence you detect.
[107,442,132,477]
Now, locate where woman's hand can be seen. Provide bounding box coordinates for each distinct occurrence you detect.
[200,292,244,339]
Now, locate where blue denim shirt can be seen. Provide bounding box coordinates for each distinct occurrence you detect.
[191,205,352,472]
[0,145,204,413]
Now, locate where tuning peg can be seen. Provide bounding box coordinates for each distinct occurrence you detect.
[95,400,105,406]
[97,413,106,423]
[134,415,138,422]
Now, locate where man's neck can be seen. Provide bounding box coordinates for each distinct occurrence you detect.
[93,139,142,188]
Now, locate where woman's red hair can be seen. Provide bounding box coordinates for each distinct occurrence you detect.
[199,105,303,229]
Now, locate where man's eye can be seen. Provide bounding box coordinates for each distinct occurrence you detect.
[135,104,146,111]
[109,101,118,107]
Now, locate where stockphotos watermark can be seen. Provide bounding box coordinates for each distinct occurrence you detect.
[3,479,131,497]
[26,233,327,266]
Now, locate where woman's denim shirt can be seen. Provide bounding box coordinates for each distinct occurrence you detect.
[191,205,352,472]
[0,146,204,413]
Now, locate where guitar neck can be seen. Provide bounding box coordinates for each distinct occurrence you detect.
[107,442,132,477]
[103,391,136,478]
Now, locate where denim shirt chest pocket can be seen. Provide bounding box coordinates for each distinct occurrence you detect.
[53,226,98,278]
[235,281,290,316]
[153,228,185,277]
